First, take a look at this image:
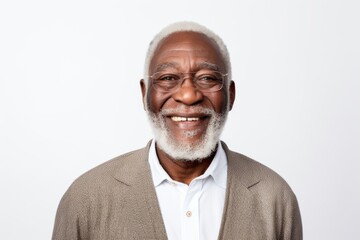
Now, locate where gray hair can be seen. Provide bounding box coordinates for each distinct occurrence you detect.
[143,21,232,88]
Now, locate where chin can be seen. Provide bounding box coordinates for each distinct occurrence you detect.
[147,107,228,162]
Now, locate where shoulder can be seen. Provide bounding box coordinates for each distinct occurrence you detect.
[56,143,151,215]
[52,143,153,239]
[222,142,297,202]
[221,142,303,239]
[65,144,150,197]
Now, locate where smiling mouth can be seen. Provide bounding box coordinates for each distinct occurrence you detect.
[171,116,201,122]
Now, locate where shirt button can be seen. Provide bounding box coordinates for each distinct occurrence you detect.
[186,211,192,217]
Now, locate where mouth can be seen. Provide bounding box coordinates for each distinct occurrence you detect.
[170,116,203,122]
[159,107,214,131]
[165,114,211,132]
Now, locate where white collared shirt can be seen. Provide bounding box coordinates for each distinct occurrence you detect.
[148,141,228,240]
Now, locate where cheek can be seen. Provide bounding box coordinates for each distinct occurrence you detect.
[147,89,172,112]
[206,91,228,113]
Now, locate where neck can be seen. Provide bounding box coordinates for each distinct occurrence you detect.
[155,143,217,185]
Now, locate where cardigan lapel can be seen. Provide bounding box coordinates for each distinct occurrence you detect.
[218,142,266,239]
[112,141,167,239]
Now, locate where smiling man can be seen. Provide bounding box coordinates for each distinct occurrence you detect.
[53,22,302,240]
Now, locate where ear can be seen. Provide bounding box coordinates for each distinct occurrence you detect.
[228,80,236,111]
[140,79,147,111]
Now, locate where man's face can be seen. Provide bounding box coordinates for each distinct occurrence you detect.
[142,31,235,161]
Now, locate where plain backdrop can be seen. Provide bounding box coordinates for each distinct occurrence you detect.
[0,0,359,239]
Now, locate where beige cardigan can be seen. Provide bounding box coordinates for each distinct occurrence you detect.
[52,142,302,239]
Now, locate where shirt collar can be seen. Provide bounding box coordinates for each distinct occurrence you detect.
[148,140,227,189]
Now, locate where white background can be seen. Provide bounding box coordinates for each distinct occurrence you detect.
[1,0,359,239]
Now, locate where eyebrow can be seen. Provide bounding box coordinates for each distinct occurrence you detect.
[153,62,180,72]
[195,62,221,71]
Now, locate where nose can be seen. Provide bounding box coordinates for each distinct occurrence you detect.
[172,78,204,106]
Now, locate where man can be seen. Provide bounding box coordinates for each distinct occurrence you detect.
[53,22,302,240]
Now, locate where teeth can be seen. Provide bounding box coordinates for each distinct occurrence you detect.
[187,117,199,121]
[171,116,200,122]
[171,117,186,122]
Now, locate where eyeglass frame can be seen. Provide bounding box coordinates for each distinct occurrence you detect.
[148,70,229,93]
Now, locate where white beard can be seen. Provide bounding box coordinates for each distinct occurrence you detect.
[147,106,228,162]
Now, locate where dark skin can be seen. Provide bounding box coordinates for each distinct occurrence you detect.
[140,31,236,185]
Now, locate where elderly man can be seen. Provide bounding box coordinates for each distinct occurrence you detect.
[52,22,302,240]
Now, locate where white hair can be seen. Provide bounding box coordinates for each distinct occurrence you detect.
[143,21,232,88]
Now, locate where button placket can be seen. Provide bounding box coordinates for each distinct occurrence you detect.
[181,180,201,240]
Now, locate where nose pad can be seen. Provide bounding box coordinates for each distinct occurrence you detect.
[179,76,197,88]
[173,78,204,105]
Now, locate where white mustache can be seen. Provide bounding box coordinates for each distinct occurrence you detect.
[160,106,214,116]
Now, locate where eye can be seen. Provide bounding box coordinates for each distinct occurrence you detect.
[199,75,217,80]
[153,72,181,82]
[158,74,179,81]
[196,74,221,83]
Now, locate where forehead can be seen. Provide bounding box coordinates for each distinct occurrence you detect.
[149,31,225,72]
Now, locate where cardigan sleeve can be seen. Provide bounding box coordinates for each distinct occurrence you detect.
[281,191,303,240]
[52,183,90,240]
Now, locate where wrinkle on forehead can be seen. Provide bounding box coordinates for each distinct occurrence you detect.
[156,44,211,52]
[148,31,227,80]
[153,61,221,73]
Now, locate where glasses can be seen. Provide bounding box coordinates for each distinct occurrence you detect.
[149,70,228,93]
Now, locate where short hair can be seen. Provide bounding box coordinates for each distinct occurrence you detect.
[143,21,232,88]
